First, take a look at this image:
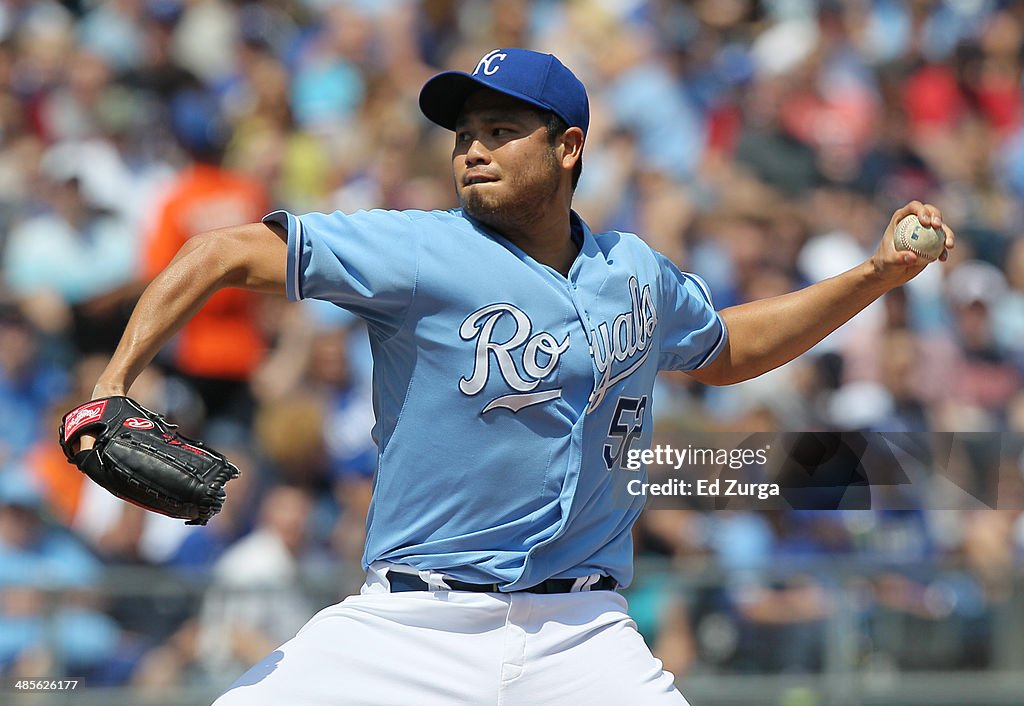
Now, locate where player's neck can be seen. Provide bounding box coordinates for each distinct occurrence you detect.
[474,199,576,276]
[501,213,576,275]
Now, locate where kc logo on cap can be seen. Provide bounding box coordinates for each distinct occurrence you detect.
[474,50,508,77]
[419,47,590,137]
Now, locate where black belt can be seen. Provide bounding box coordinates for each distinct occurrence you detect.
[387,572,617,594]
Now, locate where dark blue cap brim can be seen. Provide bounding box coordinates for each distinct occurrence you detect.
[419,71,568,131]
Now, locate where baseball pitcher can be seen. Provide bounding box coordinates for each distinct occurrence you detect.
[60,48,953,705]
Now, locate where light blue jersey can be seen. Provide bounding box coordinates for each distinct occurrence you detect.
[264,208,726,590]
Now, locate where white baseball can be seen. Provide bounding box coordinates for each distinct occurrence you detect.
[893,214,944,261]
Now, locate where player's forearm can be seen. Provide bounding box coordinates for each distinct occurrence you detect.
[698,260,890,386]
[93,234,251,396]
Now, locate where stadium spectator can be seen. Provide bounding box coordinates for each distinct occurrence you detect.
[0,470,124,681]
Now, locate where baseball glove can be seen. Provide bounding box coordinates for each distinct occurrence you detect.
[58,396,240,525]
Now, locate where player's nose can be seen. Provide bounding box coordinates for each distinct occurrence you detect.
[464,139,491,166]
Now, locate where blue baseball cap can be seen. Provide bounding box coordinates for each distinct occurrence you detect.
[419,48,589,136]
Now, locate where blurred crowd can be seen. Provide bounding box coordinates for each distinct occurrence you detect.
[1,0,1024,695]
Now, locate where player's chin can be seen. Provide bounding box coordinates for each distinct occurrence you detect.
[460,187,505,219]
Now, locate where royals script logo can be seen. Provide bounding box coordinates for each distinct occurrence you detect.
[459,304,570,413]
[587,277,658,412]
[459,277,657,414]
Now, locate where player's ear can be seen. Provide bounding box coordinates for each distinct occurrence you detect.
[559,127,584,172]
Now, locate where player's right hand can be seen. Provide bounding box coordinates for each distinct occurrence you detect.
[871,201,955,288]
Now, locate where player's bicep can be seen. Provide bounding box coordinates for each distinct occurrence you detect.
[199,222,289,295]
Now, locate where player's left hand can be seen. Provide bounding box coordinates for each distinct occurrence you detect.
[871,201,955,288]
[59,396,240,525]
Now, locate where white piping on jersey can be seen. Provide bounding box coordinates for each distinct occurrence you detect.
[293,216,304,300]
[694,316,727,369]
[680,271,713,305]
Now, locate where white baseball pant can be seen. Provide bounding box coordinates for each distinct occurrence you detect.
[212,563,689,705]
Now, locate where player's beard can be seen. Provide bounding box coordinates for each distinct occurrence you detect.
[458,147,562,238]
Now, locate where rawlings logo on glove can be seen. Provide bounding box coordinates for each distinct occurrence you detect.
[63,400,109,437]
[58,396,240,525]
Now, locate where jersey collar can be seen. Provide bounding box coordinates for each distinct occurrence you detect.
[455,207,604,276]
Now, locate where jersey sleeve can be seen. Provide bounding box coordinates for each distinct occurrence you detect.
[264,208,419,338]
[655,252,728,371]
